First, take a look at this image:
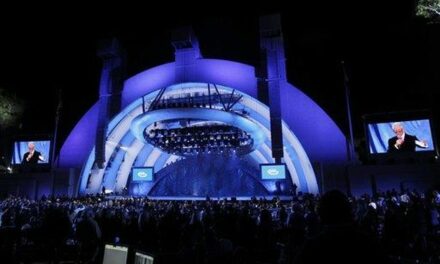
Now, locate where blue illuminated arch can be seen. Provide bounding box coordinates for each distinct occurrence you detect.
[75,83,318,195]
[59,59,347,196]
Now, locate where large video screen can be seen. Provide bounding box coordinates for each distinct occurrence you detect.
[260,164,286,180]
[132,167,154,182]
[12,140,51,165]
[367,119,435,154]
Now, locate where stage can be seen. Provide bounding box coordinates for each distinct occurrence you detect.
[105,195,296,201]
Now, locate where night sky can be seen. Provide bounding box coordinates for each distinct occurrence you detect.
[1,1,439,154]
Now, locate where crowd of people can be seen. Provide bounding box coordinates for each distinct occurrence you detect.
[0,189,439,263]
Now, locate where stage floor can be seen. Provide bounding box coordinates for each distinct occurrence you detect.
[106,195,294,201]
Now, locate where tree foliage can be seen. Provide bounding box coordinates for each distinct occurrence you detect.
[0,89,24,129]
[417,0,440,22]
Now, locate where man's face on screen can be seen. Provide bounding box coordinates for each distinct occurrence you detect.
[393,127,404,139]
[28,142,35,151]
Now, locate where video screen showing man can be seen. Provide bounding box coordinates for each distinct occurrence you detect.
[22,142,45,164]
[367,119,434,154]
[387,122,428,153]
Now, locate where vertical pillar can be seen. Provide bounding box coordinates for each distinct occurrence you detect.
[95,39,125,169]
[259,14,286,163]
[172,27,202,83]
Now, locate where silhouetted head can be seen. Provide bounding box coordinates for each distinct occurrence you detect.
[318,190,353,225]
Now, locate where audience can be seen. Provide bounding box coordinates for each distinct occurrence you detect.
[295,190,390,263]
[0,188,439,263]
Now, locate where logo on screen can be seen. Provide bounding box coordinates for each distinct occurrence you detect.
[261,164,286,180]
[267,169,280,176]
[137,171,148,178]
[132,167,153,182]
